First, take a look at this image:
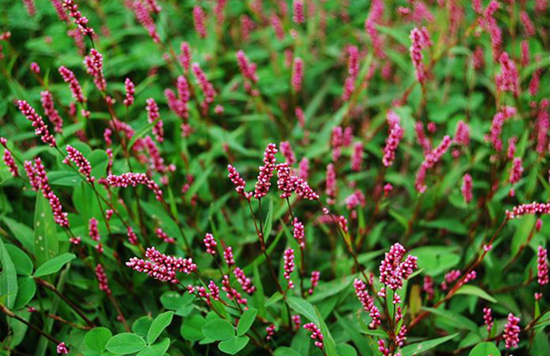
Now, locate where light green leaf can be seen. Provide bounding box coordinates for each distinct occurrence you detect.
[5,245,33,276]
[468,342,500,356]
[202,319,235,341]
[105,333,147,355]
[180,315,205,341]
[136,338,170,356]
[85,327,113,352]
[1,217,35,254]
[237,308,257,336]
[34,194,58,267]
[287,296,318,323]
[401,333,458,356]
[33,253,76,277]
[455,285,497,303]
[218,336,249,355]
[147,311,174,344]
[0,238,18,308]
[13,276,36,310]
[274,347,303,356]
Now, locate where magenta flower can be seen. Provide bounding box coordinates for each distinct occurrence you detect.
[415,135,452,193]
[538,246,548,286]
[222,275,247,306]
[107,172,163,201]
[378,243,418,300]
[351,142,363,172]
[179,42,191,73]
[503,313,520,349]
[56,342,69,355]
[535,100,549,154]
[18,100,57,147]
[227,164,250,199]
[224,247,235,266]
[127,247,196,283]
[509,157,523,185]
[409,27,432,84]
[506,202,550,220]
[298,157,309,180]
[481,1,502,58]
[64,145,94,182]
[62,0,94,36]
[309,271,320,295]
[270,15,284,40]
[461,173,473,204]
[415,121,432,154]
[24,161,40,191]
[265,324,276,340]
[483,307,493,333]
[279,141,296,165]
[209,280,220,300]
[155,228,175,244]
[453,120,470,146]
[292,0,305,24]
[146,98,164,143]
[364,0,385,59]
[89,218,100,242]
[496,52,519,97]
[486,106,516,152]
[123,78,135,107]
[520,11,535,37]
[40,91,63,134]
[292,314,301,330]
[423,276,434,300]
[59,66,86,103]
[283,248,295,289]
[382,112,404,167]
[84,49,107,91]
[234,267,256,294]
[132,0,159,43]
[236,50,259,83]
[30,62,40,73]
[441,269,461,290]
[95,264,111,295]
[254,143,278,199]
[303,323,324,349]
[293,218,305,248]
[192,63,216,106]
[203,233,217,255]
[1,139,18,178]
[193,6,207,38]
[292,57,304,92]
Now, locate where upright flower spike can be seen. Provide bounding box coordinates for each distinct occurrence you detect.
[227,164,250,199]
[409,27,431,84]
[365,0,385,59]
[508,157,523,196]
[453,121,470,146]
[482,1,501,58]
[233,267,256,294]
[123,78,135,107]
[62,0,94,37]
[59,66,86,103]
[382,111,404,167]
[538,246,548,286]
[283,248,295,289]
[17,100,57,147]
[378,243,418,303]
[132,0,160,43]
[1,138,18,178]
[224,247,235,266]
[56,342,69,355]
[193,6,207,38]
[95,264,111,295]
[84,49,106,91]
[145,98,164,143]
[496,52,519,97]
[351,142,363,171]
[483,307,493,333]
[222,275,248,307]
[34,158,69,227]
[279,141,296,165]
[24,161,40,191]
[503,313,520,349]
[461,173,473,204]
[192,63,216,105]
[64,145,94,182]
[88,218,100,241]
[203,233,217,255]
[292,57,304,92]
[155,228,175,244]
[415,135,452,193]
[486,106,516,151]
[309,271,320,295]
[303,323,324,349]
[254,143,278,199]
[236,50,259,83]
[325,163,337,204]
[179,42,191,72]
[40,91,63,133]
[292,0,305,24]
[292,218,305,248]
[126,247,196,283]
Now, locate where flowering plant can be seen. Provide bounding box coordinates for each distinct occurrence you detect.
[0,0,549,355]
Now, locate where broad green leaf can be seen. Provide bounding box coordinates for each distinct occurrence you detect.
[34,194,58,267]
[5,244,33,276]
[455,285,497,303]
[0,238,18,308]
[274,347,302,356]
[33,253,76,277]
[202,319,235,341]
[180,315,205,341]
[105,333,147,355]
[287,296,318,323]
[85,328,113,352]
[218,336,249,355]
[401,333,458,356]
[1,217,35,254]
[315,307,338,356]
[237,308,257,336]
[147,311,174,344]
[132,316,153,339]
[468,342,500,356]
[336,344,357,356]
[136,338,170,356]
[421,307,479,333]
[13,276,36,310]
[265,292,283,307]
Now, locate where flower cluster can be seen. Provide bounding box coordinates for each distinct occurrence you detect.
[303,323,324,349]
[40,91,63,133]
[155,228,175,244]
[59,66,85,103]
[126,247,196,283]
[17,100,56,147]
[506,202,550,219]
[415,136,452,193]
[107,173,163,201]
[64,145,94,182]
[283,248,295,289]
[409,27,432,83]
[233,268,256,294]
[254,143,278,199]
[95,264,111,295]
[84,49,106,91]
[378,243,418,301]
[503,313,520,349]
[354,278,381,328]
[538,246,548,286]
[62,0,94,36]
[203,233,217,255]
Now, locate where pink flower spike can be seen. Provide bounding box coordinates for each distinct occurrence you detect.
[461,174,473,204]
[292,0,305,24]
[483,307,493,333]
[95,264,111,295]
[64,145,94,182]
[179,42,191,73]
[127,247,196,283]
[84,49,107,92]
[132,0,160,42]
[538,246,548,286]
[88,217,100,242]
[351,142,363,171]
[123,78,135,107]
[234,267,256,294]
[56,342,69,355]
[503,313,520,349]
[496,52,519,97]
[203,233,217,255]
[303,323,324,349]
[18,100,57,147]
[292,57,304,92]
[59,66,86,103]
[382,111,404,167]
[409,27,432,84]
[40,91,63,134]
[224,246,235,266]
[280,141,296,165]
[253,143,278,199]
[293,218,305,248]
[309,271,320,295]
[509,157,523,186]
[414,135,452,193]
[146,98,164,143]
[155,228,175,244]
[506,202,550,220]
[62,0,94,36]
[2,141,18,178]
[193,6,207,38]
[378,243,418,295]
[30,62,40,73]
[283,248,295,289]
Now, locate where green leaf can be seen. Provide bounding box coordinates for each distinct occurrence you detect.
[160,291,194,316]
[202,319,235,341]
[105,333,147,355]
[147,311,174,344]
[287,296,318,323]
[274,347,303,356]
[132,316,153,339]
[237,308,257,336]
[218,336,249,355]
[34,194,58,267]
[401,333,458,356]
[1,217,35,254]
[455,285,497,303]
[315,307,338,356]
[265,292,283,307]
[468,342,500,356]
[0,238,18,308]
[13,276,36,310]
[136,338,170,356]
[5,245,33,276]
[421,307,479,333]
[85,327,113,352]
[180,315,205,341]
[33,253,76,277]
[336,344,357,356]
